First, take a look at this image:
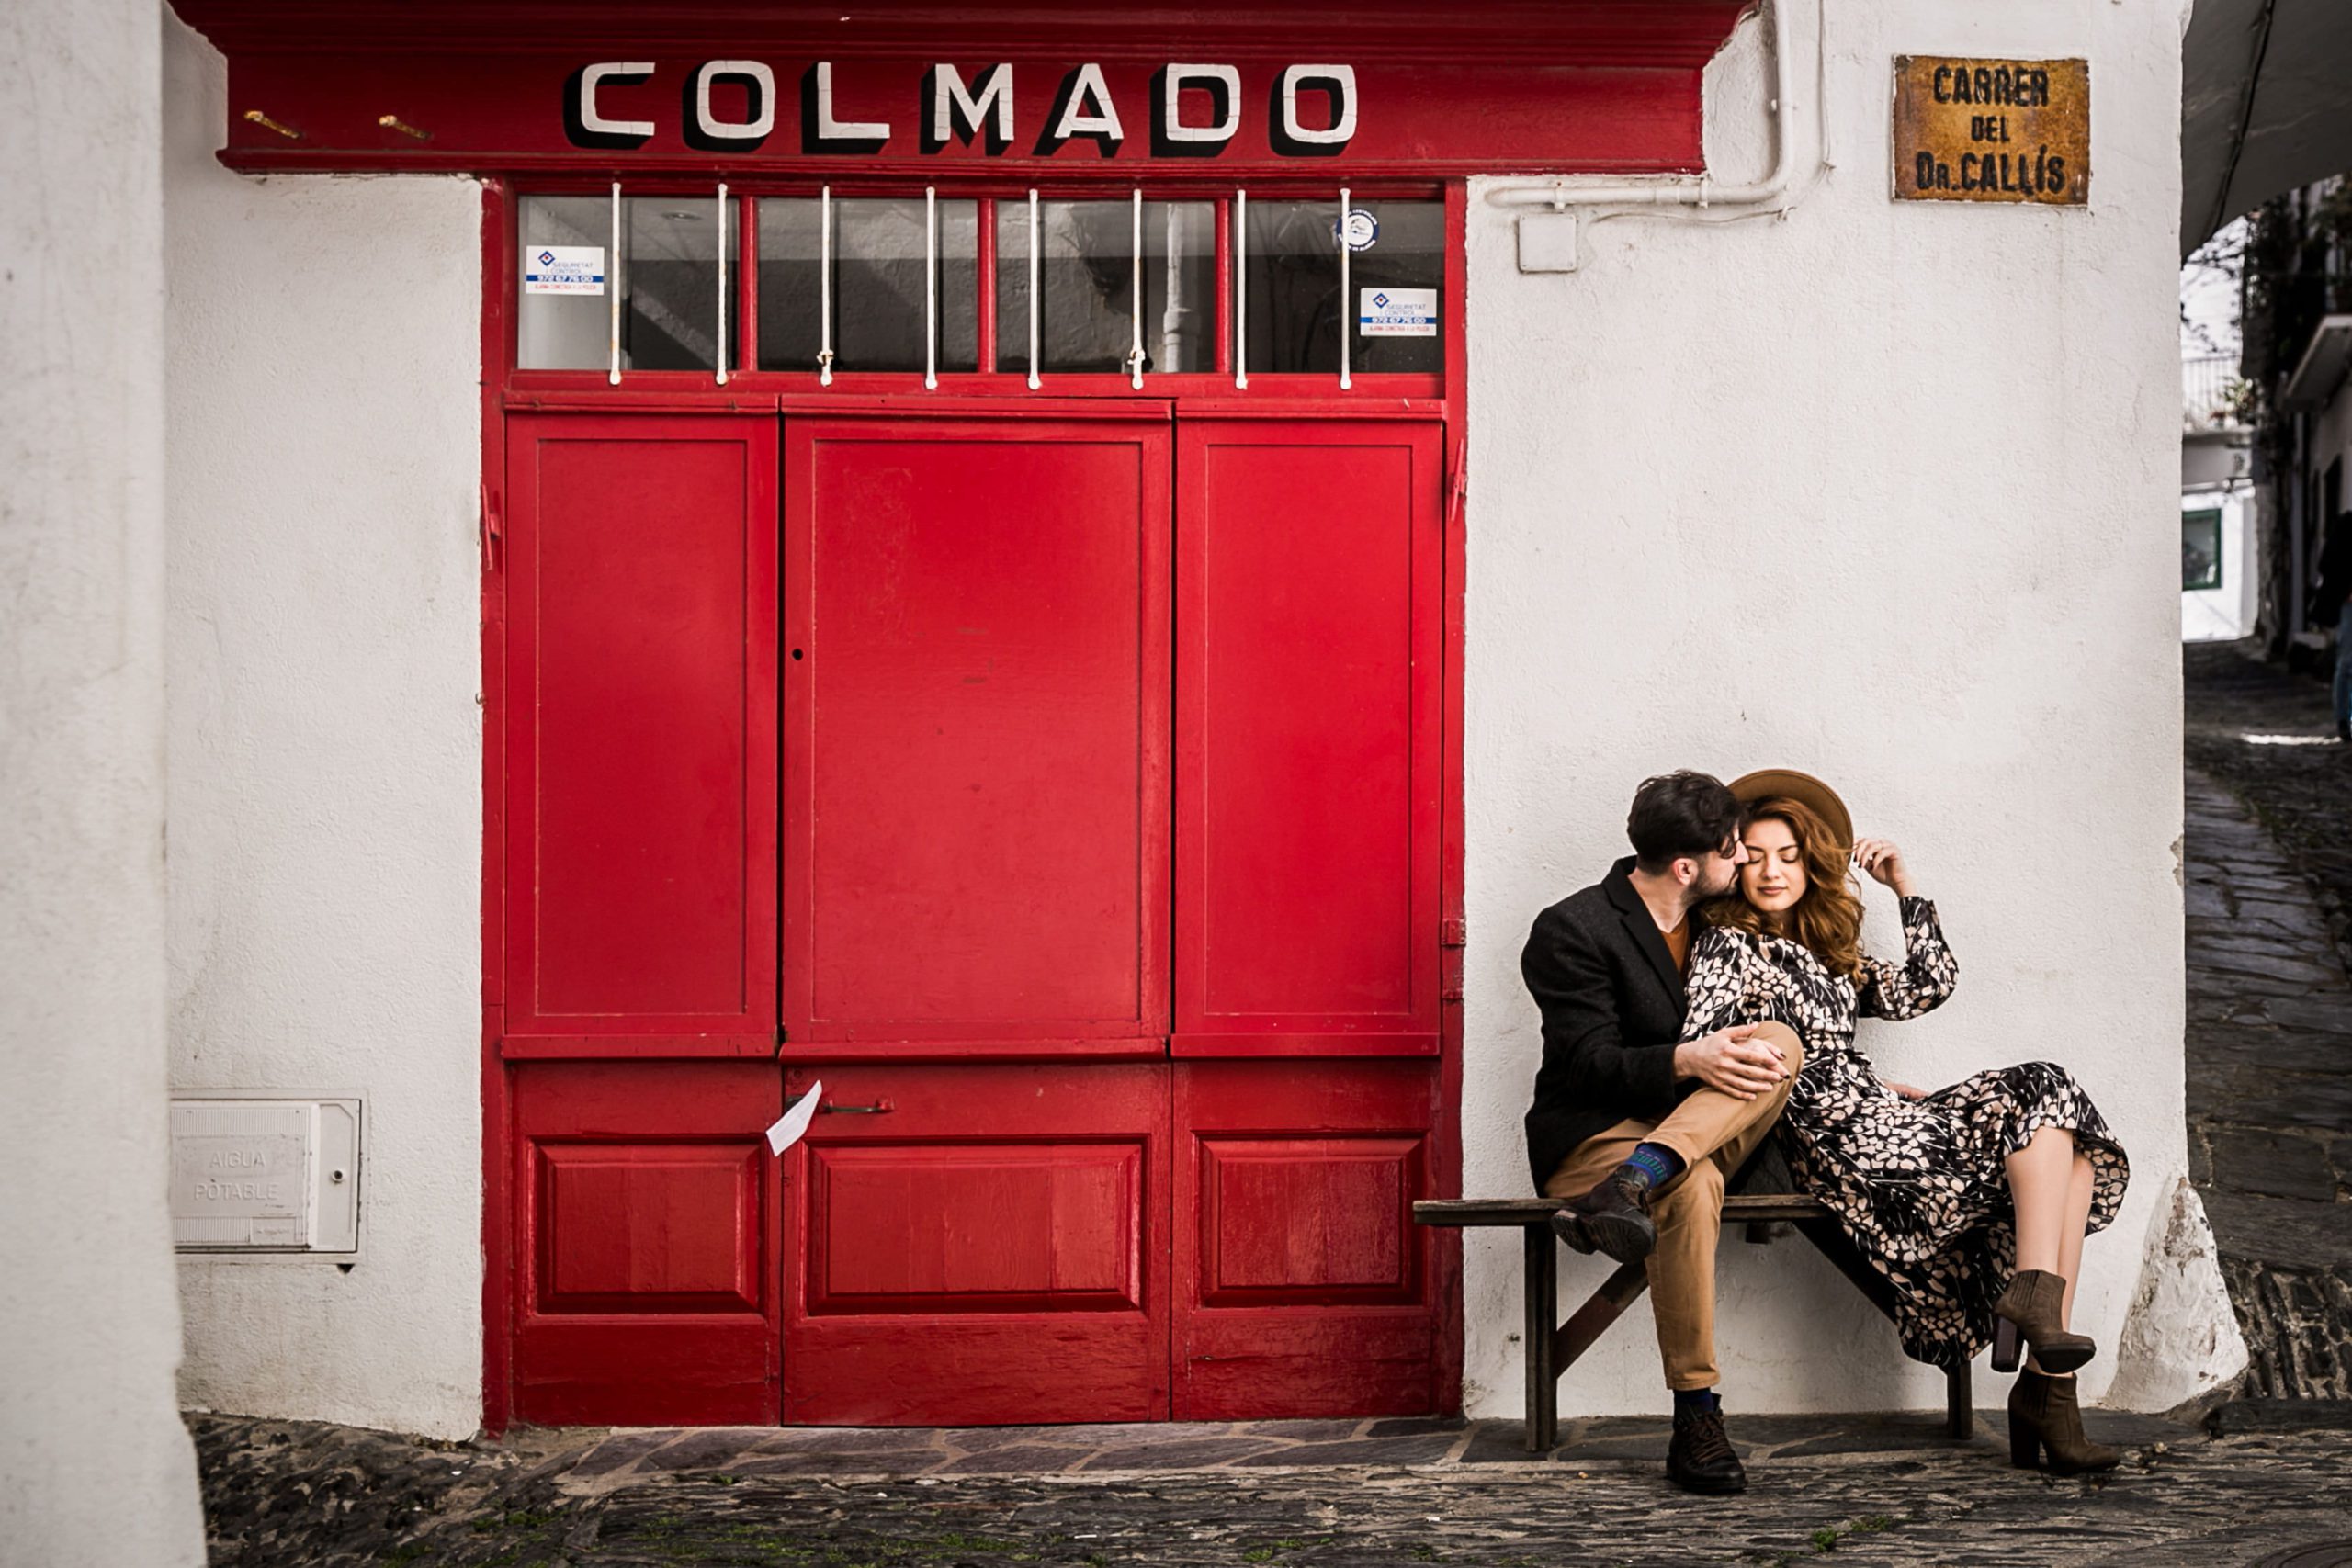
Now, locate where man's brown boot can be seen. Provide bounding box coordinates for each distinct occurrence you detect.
[1990,1269,2096,1374]
[1549,1170,1656,1263]
[2007,1370,2120,1474]
[1666,1400,1747,1495]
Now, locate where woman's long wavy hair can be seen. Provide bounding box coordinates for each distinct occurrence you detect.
[1702,796,1865,981]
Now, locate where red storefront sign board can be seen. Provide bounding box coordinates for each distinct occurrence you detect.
[172,2,1747,179]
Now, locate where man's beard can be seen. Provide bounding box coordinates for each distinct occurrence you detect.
[1692,864,1738,904]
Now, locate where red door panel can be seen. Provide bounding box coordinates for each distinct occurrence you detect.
[782,1064,1171,1424]
[503,413,779,1054]
[1174,422,1442,1057]
[536,1143,764,1314]
[807,1143,1144,1312]
[512,1061,782,1425]
[1196,1137,1421,1306]
[1174,1060,1440,1418]
[782,418,1171,1057]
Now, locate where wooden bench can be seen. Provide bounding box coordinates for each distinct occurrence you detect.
[1413,1194,1973,1451]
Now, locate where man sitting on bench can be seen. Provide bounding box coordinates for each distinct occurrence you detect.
[1521,770,1805,1496]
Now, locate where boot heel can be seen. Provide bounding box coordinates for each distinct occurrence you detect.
[2009,1421,2041,1470]
[1991,1314,2020,1374]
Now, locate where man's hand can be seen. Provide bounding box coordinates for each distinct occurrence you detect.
[1672,1024,1790,1100]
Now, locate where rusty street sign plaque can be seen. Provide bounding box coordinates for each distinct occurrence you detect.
[1893,56,2088,205]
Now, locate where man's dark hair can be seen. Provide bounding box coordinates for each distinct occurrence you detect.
[1625,771,1742,873]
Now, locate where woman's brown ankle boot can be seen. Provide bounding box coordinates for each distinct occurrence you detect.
[1990,1269,2095,1373]
[2007,1370,2120,1474]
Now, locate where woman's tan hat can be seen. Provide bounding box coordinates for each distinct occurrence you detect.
[1728,768,1853,852]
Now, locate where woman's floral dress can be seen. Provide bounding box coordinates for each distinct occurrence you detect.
[1679,897,2130,1368]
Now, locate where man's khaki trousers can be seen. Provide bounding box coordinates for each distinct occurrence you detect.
[1541,1021,1804,1391]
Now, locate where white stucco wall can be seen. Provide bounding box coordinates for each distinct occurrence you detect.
[1463,0,2235,1416]
[1,2,208,1561]
[163,14,486,1438]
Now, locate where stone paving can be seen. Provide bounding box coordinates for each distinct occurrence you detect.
[187,1408,2352,1566]
[184,637,2352,1566]
[2183,640,2352,1398]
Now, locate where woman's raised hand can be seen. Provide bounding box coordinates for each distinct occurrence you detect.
[1852,836,1917,897]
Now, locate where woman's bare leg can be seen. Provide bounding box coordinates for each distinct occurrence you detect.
[2007,1124,2078,1375]
[2007,1123,2076,1275]
[2053,1154,2096,1329]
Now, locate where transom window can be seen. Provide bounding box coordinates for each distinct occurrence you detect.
[515,187,1442,385]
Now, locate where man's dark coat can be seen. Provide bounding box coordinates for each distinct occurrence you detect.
[1519,856,1791,1195]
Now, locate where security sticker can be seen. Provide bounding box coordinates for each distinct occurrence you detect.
[524,244,605,295]
[1359,286,1438,338]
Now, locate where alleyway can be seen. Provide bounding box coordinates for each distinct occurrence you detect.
[2185,641,2352,1400]
[187,641,2352,1566]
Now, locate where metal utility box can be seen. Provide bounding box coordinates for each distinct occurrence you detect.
[171,1096,361,1253]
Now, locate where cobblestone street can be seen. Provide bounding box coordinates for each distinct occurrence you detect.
[186,1410,2352,1568]
[186,639,2352,1566]
[2185,641,2352,1398]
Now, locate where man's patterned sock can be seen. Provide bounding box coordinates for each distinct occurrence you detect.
[1616,1141,1686,1192]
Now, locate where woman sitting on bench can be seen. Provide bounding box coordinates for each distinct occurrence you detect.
[1681,769,2132,1477]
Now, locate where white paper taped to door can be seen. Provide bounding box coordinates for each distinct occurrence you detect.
[765,1081,821,1156]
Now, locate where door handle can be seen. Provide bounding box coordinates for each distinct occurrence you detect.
[819,1100,894,1114]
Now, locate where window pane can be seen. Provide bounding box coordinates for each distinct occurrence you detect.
[620,197,738,372]
[1243,199,1442,376]
[754,198,822,373]
[2182,511,2222,591]
[996,200,1216,375]
[517,195,740,373]
[761,197,978,375]
[517,197,609,370]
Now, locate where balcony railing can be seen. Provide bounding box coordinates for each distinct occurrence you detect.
[2184,353,2245,431]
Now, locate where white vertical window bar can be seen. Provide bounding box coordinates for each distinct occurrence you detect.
[1163,202,1188,373]
[1127,188,1145,390]
[1234,189,1248,390]
[924,186,938,390]
[607,181,622,386]
[1337,186,1351,391]
[1026,189,1041,391]
[715,182,729,386]
[818,186,834,386]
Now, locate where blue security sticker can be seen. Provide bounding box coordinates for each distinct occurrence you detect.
[524,244,606,295]
[1359,286,1438,337]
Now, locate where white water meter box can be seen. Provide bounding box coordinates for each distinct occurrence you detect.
[171,1096,361,1253]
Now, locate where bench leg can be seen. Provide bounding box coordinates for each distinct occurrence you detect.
[1946,1359,1973,1438]
[1555,1262,1650,1371]
[1522,1224,1557,1451]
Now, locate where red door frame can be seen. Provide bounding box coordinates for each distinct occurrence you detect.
[477,175,1470,1434]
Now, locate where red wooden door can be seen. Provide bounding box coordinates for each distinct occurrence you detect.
[777,415,1175,1424]
[779,415,1171,1056]
[780,1064,1171,1424]
[502,413,783,1423]
[503,412,779,1053]
[497,410,1445,1427]
[1172,420,1443,1058]
[1169,419,1446,1417]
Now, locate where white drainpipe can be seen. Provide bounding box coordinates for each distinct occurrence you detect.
[1483,0,1828,230]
